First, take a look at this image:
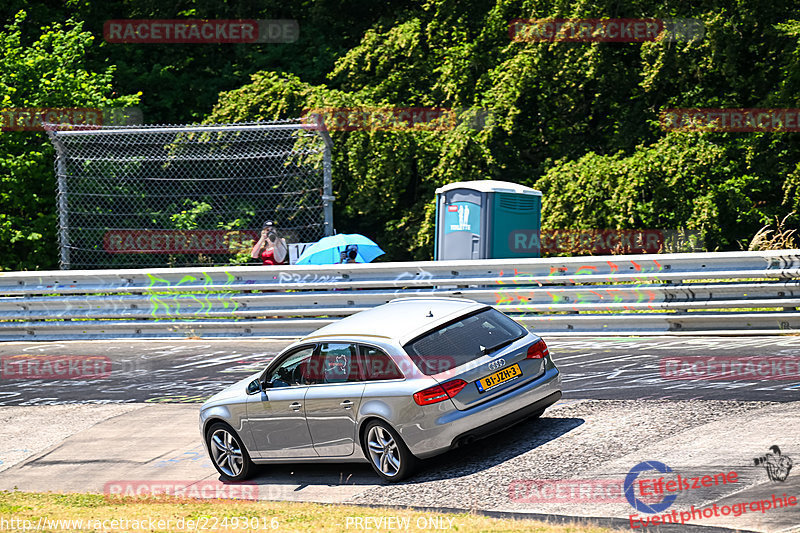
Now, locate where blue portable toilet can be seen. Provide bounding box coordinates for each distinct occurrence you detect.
[434,180,542,260]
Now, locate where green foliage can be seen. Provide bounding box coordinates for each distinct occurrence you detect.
[535,133,774,249]
[169,200,213,230]
[0,0,413,124]
[4,0,800,268]
[0,11,138,270]
[208,0,800,259]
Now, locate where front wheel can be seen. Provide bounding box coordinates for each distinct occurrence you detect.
[206,422,254,481]
[362,420,417,482]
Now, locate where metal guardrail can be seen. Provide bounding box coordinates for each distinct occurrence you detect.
[1,250,799,340]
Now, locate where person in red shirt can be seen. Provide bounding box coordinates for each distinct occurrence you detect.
[250,220,288,265]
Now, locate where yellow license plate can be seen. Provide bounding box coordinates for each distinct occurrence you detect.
[476,363,522,393]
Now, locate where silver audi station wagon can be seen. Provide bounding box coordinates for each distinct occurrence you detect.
[200,298,562,482]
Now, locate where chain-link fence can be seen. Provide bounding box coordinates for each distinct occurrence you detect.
[46,120,333,269]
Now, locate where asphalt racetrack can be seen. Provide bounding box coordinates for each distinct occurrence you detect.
[0,336,798,533]
[0,336,797,405]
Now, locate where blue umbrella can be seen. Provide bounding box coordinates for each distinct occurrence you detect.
[295,234,385,265]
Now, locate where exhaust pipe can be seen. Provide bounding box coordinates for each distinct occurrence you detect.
[456,435,477,447]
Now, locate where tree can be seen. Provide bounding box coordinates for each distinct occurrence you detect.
[209,0,800,258]
[0,11,138,270]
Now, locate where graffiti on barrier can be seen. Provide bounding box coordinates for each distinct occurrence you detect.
[277,272,342,284]
[145,271,239,318]
[494,260,667,313]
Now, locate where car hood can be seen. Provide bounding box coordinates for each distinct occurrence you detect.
[202,371,261,408]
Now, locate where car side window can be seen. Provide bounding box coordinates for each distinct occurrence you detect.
[307,343,360,384]
[266,346,315,388]
[361,345,404,381]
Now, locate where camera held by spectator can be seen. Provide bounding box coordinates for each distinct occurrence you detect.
[251,220,288,265]
[340,244,358,264]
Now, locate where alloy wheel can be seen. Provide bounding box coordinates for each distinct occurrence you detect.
[366,425,401,477]
[210,428,244,478]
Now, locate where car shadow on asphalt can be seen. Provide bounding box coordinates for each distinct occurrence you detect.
[246,461,378,487]
[235,414,584,488]
[406,414,585,484]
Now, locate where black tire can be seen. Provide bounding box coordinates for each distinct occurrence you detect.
[361,420,418,482]
[206,422,254,481]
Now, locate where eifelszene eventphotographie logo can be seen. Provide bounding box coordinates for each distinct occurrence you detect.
[754,445,793,482]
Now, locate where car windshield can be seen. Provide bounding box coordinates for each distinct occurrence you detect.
[403,308,526,375]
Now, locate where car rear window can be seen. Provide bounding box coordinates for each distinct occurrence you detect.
[403,308,527,375]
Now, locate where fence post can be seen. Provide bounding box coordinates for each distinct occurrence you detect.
[320,128,335,236]
[47,129,70,269]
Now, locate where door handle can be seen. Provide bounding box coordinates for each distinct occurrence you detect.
[290,402,302,411]
[340,400,353,409]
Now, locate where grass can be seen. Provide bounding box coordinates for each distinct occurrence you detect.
[0,491,623,533]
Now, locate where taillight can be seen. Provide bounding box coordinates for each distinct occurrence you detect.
[441,379,468,397]
[527,339,549,359]
[413,385,448,405]
[413,379,467,406]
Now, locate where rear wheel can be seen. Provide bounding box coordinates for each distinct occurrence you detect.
[206,422,253,481]
[362,420,417,482]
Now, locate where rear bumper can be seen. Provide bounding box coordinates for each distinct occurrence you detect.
[405,364,562,459]
[449,390,561,449]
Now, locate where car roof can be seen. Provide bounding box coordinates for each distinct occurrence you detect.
[300,297,487,345]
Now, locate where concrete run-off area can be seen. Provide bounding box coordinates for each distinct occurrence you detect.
[0,400,796,532]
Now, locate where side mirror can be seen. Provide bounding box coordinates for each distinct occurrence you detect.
[246,379,261,395]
